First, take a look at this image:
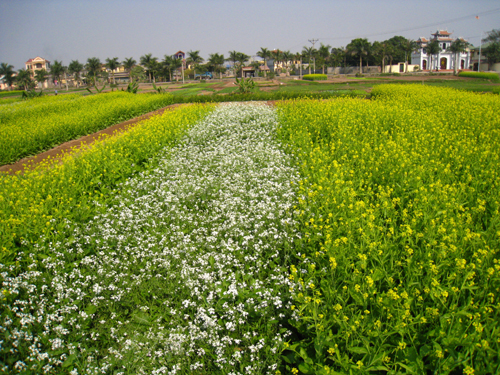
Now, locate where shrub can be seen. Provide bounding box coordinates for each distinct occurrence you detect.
[302,74,327,81]
[458,71,500,82]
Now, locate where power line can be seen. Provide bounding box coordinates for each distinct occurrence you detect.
[316,7,500,41]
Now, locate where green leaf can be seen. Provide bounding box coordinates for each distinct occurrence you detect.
[62,354,77,368]
[348,346,368,354]
[85,304,97,315]
[298,362,312,374]
[372,268,385,281]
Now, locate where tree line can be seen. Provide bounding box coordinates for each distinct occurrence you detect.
[1,29,499,91]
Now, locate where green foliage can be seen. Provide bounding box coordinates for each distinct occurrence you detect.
[0,91,175,164]
[302,74,327,81]
[277,85,500,374]
[86,82,107,94]
[0,90,23,97]
[458,71,500,82]
[21,89,44,100]
[122,81,139,94]
[152,81,166,93]
[235,77,256,93]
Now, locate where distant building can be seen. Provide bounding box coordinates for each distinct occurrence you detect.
[25,56,51,73]
[411,30,471,71]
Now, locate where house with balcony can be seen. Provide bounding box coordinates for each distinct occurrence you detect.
[411,30,471,71]
[25,57,51,73]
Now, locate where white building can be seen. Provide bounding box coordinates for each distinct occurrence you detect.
[411,30,471,71]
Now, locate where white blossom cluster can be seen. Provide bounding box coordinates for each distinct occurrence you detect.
[1,103,301,374]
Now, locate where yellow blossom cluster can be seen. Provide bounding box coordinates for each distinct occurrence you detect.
[277,85,500,373]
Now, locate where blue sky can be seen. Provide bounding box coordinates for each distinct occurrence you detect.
[1,0,499,69]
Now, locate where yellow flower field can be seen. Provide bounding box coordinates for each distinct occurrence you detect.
[0,91,175,164]
[277,85,500,374]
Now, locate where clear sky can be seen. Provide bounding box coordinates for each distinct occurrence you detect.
[1,0,499,69]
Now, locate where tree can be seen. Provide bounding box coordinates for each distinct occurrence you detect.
[187,50,204,78]
[347,38,370,74]
[86,57,102,85]
[227,51,239,77]
[482,29,500,44]
[483,42,500,70]
[447,39,469,74]
[302,46,316,74]
[317,43,331,74]
[385,36,408,64]
[281,50,292,76]
[426,39,440,71]
[0,62,16,90]
[402,39,419,72]
[208,53,225,79]
[331,47,346,70]
[382,42,396,72]
[105,57,120,84]
[130,65,146,82]
[68,60,84,87]
[235,52,249,77]
[17,69,34,90]
[293,52,303,78]
[271,50,283,73]
[482,29,500,71]
[140,53,157,82]
[34,69,49,88]
[257,47,271,77]
[122,57,136,82]
[50,60,65,87]
[150,59,161,82]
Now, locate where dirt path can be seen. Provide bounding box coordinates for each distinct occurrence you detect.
[0,103,189,175]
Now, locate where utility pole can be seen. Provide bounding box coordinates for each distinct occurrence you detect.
[308,39,319,73]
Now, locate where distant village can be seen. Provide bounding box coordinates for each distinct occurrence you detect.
[1,29,499,90]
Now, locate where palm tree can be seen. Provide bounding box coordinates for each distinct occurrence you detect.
[34,69,49,88]
[122,57,136,82]
[281,50,292,76]
[208,53,225,79]
[447,39,469,74]
[149,59,161,82]
[330,47,345,70]
[187,50,204,78]
[50,60,65,87]
[105,57,120,84]
[317,43,331,74]
[347,38,370,74]
[68,60,84,87]
[257,47,271,77]
[236,52,250,78]
[16,69,33,90]
[382,42,395,73]
[426,39,440,71]
[140,53,156,82]
[86,57,102,85]
[271,49,283,73]
[302,46,316,74]
[227,51,239,77]
[402,39,419,73]
[293,52,303,78]
[0,62,16,90]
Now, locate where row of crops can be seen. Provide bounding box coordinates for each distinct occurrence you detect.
[1,85,499,374]
[0,92,176,164]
